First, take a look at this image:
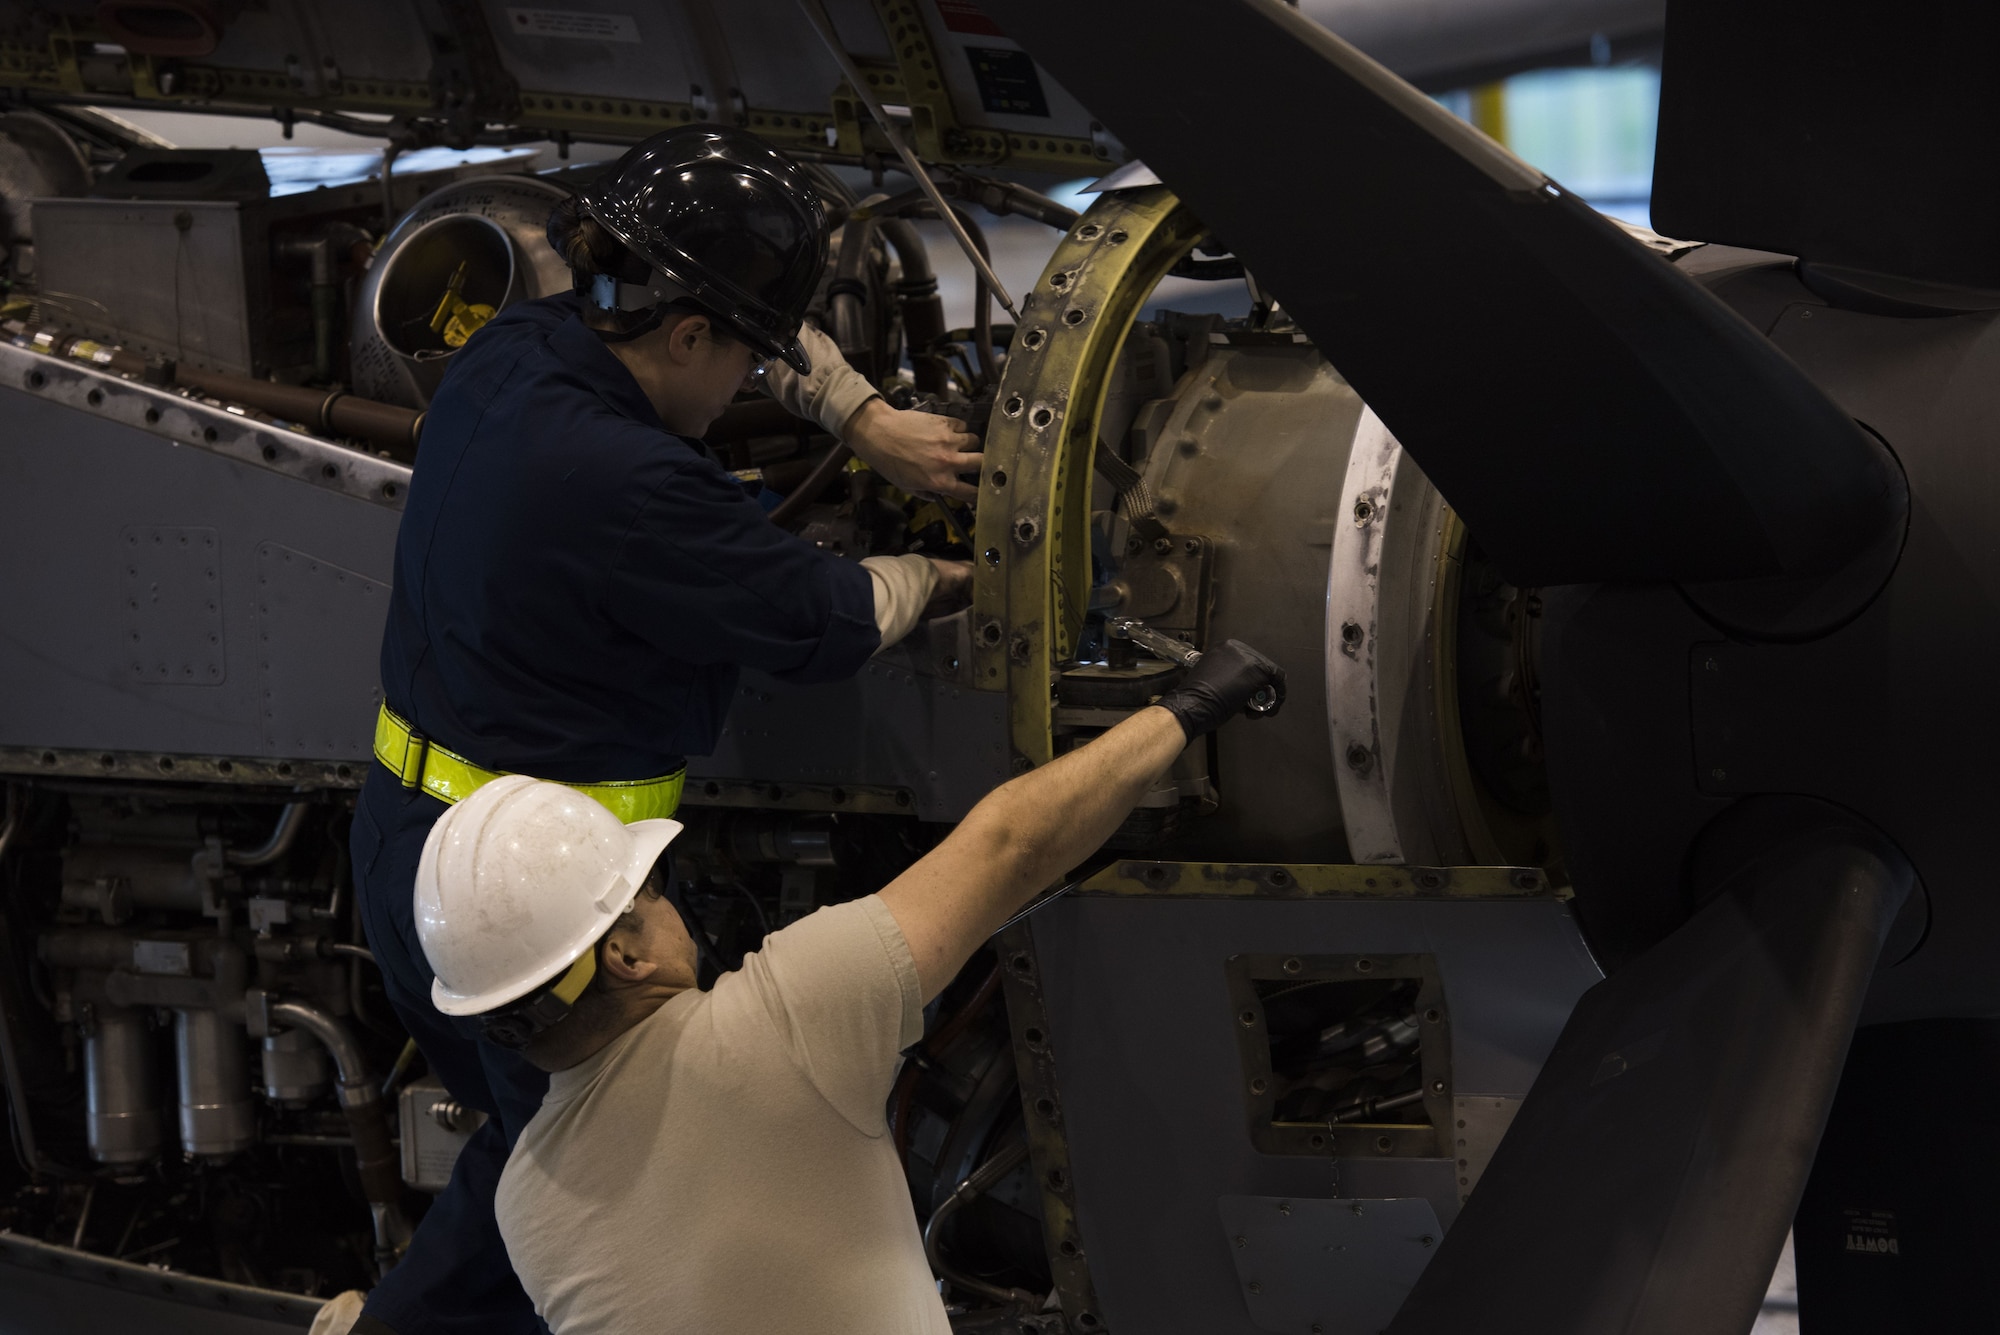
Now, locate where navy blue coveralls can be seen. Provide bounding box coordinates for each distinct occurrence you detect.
[349,294,880,1335]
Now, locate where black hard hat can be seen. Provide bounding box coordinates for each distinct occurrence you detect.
[575,126,829,374]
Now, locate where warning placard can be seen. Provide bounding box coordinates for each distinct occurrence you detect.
[504,8,640,43]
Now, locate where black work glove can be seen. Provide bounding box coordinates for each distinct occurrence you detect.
[1154,639,1286,740]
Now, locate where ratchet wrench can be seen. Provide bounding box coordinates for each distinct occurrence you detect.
[1105,615,1281,715]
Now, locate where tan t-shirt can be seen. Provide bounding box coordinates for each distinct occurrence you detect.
[494,896,947,1335]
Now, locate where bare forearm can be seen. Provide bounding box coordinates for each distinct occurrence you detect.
[970,707,1186,912]
[879,707,1186,997]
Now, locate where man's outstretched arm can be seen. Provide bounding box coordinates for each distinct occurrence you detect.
[877,641,1285,1000]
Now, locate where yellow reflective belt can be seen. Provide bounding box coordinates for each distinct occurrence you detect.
[372,703,684,824]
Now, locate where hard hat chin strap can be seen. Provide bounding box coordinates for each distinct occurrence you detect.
[478,948,600,1050]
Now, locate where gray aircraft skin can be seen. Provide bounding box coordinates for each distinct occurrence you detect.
[1,2,1994,1333]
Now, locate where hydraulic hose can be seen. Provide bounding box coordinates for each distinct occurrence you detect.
[923,1138,1042,1309]
[829,211,881,377]
[879,217,950,395]
[766,440,854,530]
[891,959,1003,1158]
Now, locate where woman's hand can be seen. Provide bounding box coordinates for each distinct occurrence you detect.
[843,398,984,501]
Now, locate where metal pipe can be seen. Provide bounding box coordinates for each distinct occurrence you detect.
[225,802,307,868]
[922,1138,1041,1308]
[793,0,1018,316]
[1330,1086,1426,1123]
[268,1000,408,1272]
[17,321,426,451]
[328,942,375,965]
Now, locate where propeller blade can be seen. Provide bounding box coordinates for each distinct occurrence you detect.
[1385,798,1914,1334]
[980,0,1901,586]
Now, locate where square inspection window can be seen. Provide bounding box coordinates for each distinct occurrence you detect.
[1225,953,1451,1158]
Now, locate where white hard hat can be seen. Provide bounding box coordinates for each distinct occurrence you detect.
[414,775,683,1017]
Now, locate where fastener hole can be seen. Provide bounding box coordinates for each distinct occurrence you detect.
[1107,230,1128,245]
[990,468,1007,487]
[1239,1009,1257,1027]
[1002,395,1023,417]
[1021,329,1047,350]
[1355,958,1374,973]
[1063,307,1086,326]
[1029,407,1054,428]
[1047,1167,1067,1189]
[26,370,45,389]
[1077,222,1101,240]
[703,781,721,797]
[1058,1238,1079,1256]
[1034,1097,1057,1118]
[1375,1135,1393,1152]
[321,463,338,480]
[1142,864,1165,884]
[1014,518,1039,544]
[202,426,218,444]
[1024,1026,1044,1044]
[1424,1007,1442,1023]
[144,407,161,424]
[1011,953,1034,975]
[1268,868,1291,886]
[86,388,103,407]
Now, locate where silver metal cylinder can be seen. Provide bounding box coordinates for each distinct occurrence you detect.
[261,1027,331,1105]
[174,1009,254,1157]
[84,1007,160,1164]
